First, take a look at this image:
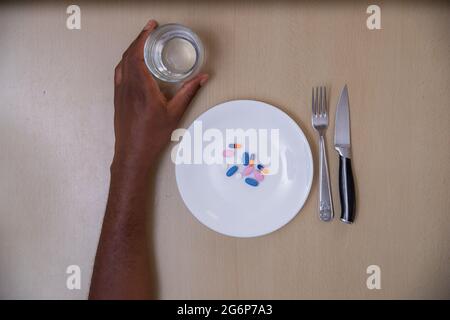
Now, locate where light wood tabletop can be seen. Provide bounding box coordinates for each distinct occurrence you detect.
[0,1,449,299]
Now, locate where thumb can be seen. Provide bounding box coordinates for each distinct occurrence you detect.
[167,73,209,120]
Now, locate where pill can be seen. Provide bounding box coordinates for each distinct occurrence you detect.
[254,171,265,182]
[245,177,259,187]
[257,164,264,171]
[242,152,249,166]
[242,166,254,176]
[229,143,241,149]
[226,165,238,177]
[262,168,270,175]
[249,153,255,166]
[223,149,234,157]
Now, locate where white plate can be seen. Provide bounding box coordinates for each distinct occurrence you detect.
[175,100,313,237]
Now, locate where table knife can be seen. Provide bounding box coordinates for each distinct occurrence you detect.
[334,85,356,224]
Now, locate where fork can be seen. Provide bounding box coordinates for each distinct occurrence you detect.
[312,87,334,221]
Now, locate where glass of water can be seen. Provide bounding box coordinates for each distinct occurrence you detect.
[144,23,205,83]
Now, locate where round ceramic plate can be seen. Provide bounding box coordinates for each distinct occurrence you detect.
[175,100,313,237]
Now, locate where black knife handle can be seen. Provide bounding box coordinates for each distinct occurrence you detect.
[338,155,355,224]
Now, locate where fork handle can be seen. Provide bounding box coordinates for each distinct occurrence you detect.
[338,155,356,224]
[319,135,333,221]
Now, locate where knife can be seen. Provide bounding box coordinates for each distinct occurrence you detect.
[334,85,356,224]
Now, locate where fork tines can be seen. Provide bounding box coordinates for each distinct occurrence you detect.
[312,86,327,117]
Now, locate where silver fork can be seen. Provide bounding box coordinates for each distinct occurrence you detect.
[312,87,334,221]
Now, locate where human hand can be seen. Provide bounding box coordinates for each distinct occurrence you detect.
[112,20,208,173]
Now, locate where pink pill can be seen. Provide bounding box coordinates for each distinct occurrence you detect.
[254,171,265,182]
[242,166,254,176]
[222,149,234,157]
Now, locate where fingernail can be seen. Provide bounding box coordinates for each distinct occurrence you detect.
[144,20,157,30]
[200,75,209,86]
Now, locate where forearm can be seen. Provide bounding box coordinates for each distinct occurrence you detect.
[89,19,207,300]
[89,159,154,299]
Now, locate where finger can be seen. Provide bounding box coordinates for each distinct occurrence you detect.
[114,61,123,87]
[125,20,158,60]
[167,74,209,120]
[121,20,163,98]
[114,61,123,109]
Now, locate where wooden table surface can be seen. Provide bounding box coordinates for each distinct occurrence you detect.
[1,1,449,299]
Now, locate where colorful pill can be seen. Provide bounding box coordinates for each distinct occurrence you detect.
[262,168,270,175]
[257,164,264,171]
[242,166,254,176]
[226,165,239,177]
[229,143,241,149]
[249,154,255,166]
[254,171,265,182]
[223,149,234,157]
[242,152,249,166]
[245,177,259,187]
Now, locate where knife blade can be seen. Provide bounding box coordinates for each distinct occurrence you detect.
[334,85,356,224]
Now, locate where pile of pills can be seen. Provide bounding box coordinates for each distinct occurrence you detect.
[222,143,270,187]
